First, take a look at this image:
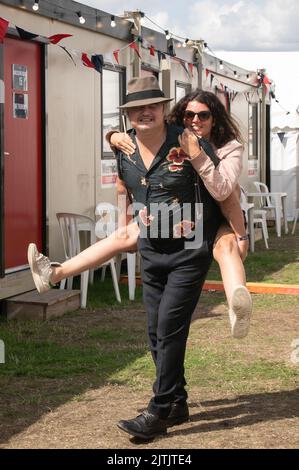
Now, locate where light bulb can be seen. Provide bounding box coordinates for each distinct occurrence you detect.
[165,30,171,40]
[32,1,39,11]
[219,60,224,70]
[111,16,116,27]
[76,12,85,24]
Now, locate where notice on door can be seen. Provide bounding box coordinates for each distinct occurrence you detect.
[13,92,28,119]
[12,64,28,91]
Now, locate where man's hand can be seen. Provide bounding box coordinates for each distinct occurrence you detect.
[237,238,249,261]
[178,128,202,160]
[110,132,136,156]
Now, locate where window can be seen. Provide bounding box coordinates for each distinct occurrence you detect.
[175,81,191,103]
[102,66,125,158]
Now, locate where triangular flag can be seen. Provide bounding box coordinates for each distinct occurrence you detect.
[113,49,120,64]
[103,53,116,68]
[0,17,9,43]
[149,45,155,57]
[91,54,104,74]
[263,75,271,85]
[210,73,214,87]
[181,60,190,77]
[205,69,210,79]
[81,53,95,68]
[48,34,73,44]
[129,41,141,59]
[16,26,39,41]
[59,46,76,66]
[277,132,285,143]
[157,50,163,65]
[188,63,194,77]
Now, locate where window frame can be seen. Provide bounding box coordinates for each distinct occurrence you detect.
[101,64,126,159]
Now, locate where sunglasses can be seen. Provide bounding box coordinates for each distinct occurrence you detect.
[184,110,212,121]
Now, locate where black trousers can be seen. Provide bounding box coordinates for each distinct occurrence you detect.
[138,237,214,418]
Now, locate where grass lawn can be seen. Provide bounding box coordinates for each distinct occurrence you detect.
[0,226,298,448]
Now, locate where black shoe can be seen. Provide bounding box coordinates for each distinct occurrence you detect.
[117,410,167,440]
[166,401,189,427]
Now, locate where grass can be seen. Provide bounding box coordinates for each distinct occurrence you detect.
[208,226,299,284]
[0,226,298,446]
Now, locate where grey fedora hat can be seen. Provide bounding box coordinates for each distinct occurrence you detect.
[119,76,173,109]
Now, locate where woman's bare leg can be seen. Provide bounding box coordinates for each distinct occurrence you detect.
[213,223,252,338]
[213,224,246,303]
[51,223,140,284]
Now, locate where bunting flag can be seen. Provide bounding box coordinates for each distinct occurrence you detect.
[277,132,285,143]
[59,46,76,66]
[188,63,194,77]
[263,75,271,85]
[113,49,120,64]
[4,15,258,103]
[48,34,73,45]
[103,53,116,68]
[81,53,95,68]
[0,17,9,43]
[149,45,155,57]
[16,26,39,41]
[91,54,104,73]
[157,50,163,66]
[129,41,141,59]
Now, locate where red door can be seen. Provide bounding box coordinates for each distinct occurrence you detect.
[4,37,42,270]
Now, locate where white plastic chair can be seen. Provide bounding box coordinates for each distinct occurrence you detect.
[292,208,299,234]
[95,203,136,300]
[253,181,282,235]
[56,212,121,308]
[240,189,269,252]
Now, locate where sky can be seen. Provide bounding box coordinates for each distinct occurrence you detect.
[79,0,299,51]
[79,0,299,119]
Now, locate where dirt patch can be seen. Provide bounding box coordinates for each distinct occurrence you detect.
[2,384,298,449]
[0,294,298,449]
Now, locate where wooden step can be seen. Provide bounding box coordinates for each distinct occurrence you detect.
[5,289,81,321]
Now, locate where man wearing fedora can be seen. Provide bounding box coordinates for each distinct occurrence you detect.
[115,76,223,440]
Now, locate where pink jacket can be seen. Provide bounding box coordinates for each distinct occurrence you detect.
[190,139,244,201]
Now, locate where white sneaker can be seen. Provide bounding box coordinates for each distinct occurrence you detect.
[229,285,252,339]
[27,243,61,293]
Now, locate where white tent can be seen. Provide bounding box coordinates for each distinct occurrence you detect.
[271,111,299,221]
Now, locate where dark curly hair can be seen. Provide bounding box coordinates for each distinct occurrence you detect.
[167,89,243,148]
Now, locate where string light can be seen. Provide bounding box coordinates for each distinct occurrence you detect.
[140,11,145,26]
[165,30,171,40]
[32,0,39,11]
[22,4,260,86]
[76,11,85,24]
